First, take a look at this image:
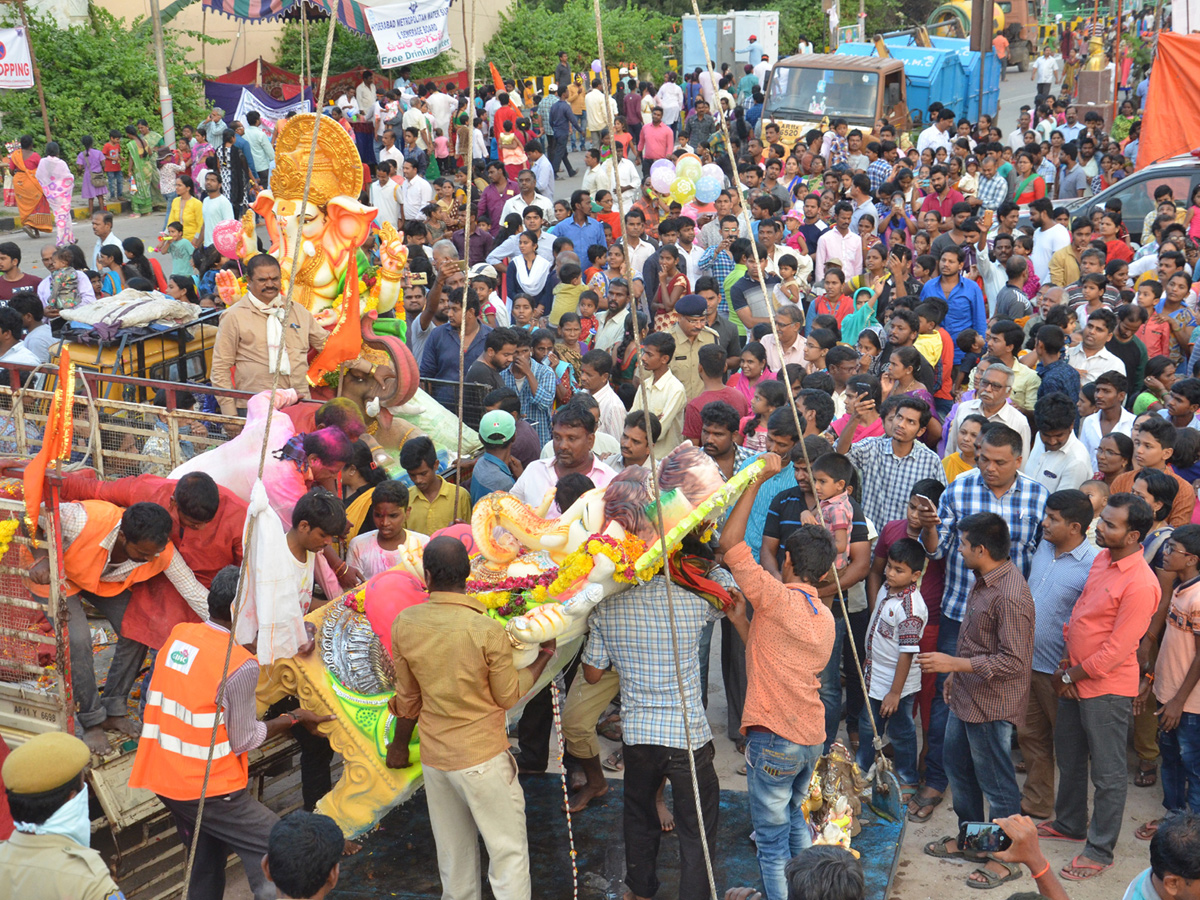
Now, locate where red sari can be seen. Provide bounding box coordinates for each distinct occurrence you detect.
[7,149,51,233]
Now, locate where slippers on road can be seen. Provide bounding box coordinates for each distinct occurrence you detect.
[1036,822,1085,843]
[1060,854,1114,881]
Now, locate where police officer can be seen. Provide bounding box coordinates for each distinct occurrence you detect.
[0,731,125,899]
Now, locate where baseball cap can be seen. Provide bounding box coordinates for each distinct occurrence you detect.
[479,410,516,445]
[469,263,498,281]
[548,83,558,92]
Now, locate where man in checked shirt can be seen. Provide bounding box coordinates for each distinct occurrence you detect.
[917,511,1035,890]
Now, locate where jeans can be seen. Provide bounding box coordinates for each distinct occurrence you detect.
[623,741,720,900]
[265,697,336,811]
[1053,693,1133,865]
[1160,710,1200,815]
[107,170,124,199]
[161,191,177,230]
[923,615,961,792]
[857,694,919,786]
[745,730,823,900]
[818,608,848,750]
[944,711,1021,825]
[68,591,149,729]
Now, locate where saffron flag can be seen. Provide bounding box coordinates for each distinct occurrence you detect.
[1137,32,1200,169]
[307,255,363,386]
[24,350,75,532]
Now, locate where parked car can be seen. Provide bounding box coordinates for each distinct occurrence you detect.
[1061,154,1200,246]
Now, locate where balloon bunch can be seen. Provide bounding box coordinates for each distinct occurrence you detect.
[648,155,727,209]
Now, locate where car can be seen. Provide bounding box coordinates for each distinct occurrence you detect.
[1059,153,1200,246]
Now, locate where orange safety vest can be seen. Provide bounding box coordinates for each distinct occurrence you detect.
[129,621,254,801]
[28,499,175,598]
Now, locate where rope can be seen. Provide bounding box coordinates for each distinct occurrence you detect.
[549,680,580,900]
[684,8,887,775]
[454,0,477,490]
[179,9,339,897]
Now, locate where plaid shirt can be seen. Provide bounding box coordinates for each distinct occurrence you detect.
[500,358,556,445]
[698,244,736,318]
[949,559,1036,726]
[867,158,892,193]
[924,469,1049,623]
[976,174,1008,211]
[537,95,557,136]
[583,575,721,749]
[828,132,849,168]
[848,436,947,531]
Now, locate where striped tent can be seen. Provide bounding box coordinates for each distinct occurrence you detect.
[202,0,372,34]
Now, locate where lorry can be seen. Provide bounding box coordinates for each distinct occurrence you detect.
[681,10,780,74]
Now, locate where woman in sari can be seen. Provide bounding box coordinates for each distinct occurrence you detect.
[124,124,157,217]
[342,440,388,540]
[7,135,50,239]
[35,143,75,247]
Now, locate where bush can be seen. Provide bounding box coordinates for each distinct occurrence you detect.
[0,8,206,157]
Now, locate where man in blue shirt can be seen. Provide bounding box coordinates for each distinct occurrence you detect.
[548,84,581,178]
[470,410,518,504]
[920,244,986,364]
[418,289,493,408]
[554,190,607,265]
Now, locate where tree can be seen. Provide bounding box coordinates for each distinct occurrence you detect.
[485,0,675,83]
[274,19,458,78]
[0,8,206,156]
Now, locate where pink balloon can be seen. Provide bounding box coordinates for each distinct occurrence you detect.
[212,219,244,261]
[432,523,478,557]
[362,569,428,656]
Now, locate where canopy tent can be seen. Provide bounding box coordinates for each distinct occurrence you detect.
[206,57,470,103]
[203,0,373,34]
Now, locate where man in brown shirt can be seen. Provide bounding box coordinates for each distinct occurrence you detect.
[918,511,1034,889]
[385,536,556,900]
[210,254,328,419]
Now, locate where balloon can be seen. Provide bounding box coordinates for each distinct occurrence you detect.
[676,156,703,181]
[677,152,702,166]
[694,175,722,204]
[701,163,725,182]
[650,164,676,194]
[591,59,602,74]
[650,158,676,177]
[212,219,243,261]
[669,176,696,205]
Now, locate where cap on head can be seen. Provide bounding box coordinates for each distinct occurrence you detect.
[548,83,558,92]
[2,732,90,794]
[675,293,707,316]
[468,263,499,281]
[479,410,516,445]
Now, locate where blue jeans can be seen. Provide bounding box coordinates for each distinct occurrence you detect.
[944,711,1021,825]
[923,615,961,792]
[161,191,177,230]
[818,609,848,751]
[745,729,823,900]
[934,396,954,419]
[857,694,919,787]
[107,170,124,199]
[1160,711,1200,814]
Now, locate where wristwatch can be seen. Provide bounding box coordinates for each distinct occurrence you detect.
[1061,670,1073,685]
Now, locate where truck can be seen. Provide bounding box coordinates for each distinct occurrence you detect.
[681,10,780,74]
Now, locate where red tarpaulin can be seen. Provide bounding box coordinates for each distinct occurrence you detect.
[1138,32,1200,169]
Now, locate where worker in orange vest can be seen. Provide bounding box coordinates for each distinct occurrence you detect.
[129,564,335,900]
[27,499,212,756]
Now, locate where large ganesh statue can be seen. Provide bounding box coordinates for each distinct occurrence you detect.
[223,112,437,452]
[258,445,767,838]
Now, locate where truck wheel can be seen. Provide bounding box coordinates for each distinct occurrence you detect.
[1017,56,1030,72]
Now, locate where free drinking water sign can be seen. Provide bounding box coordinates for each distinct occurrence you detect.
[366,0,453,69]
[0,28,34,90]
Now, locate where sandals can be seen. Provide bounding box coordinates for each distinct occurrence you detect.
[1035,822,1085,843]
[907,789,944,822]
[923,836,980,861]
[1135,762,1158,787]
[966,861,1022,890]
[1060,854,1114,881]
[601,750,624,772]
[1135,819,1160,841]
[596,712,623,743]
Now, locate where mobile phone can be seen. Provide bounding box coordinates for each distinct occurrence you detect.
[455,259,469,273]
[957,822,1012,853]
[914,494,936,513]
[409,272,428,286]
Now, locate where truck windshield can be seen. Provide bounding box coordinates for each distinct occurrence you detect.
[763,67,879,121]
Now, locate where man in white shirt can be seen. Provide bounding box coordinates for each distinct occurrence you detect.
[527,141,555,197]
[241,111,276,182]
[633,330,688,454]
[916,109,955,157]
[500,169,556,223]
[1031,46,1060,97]
[1009,110,1033,151]
[815,201,863,281]
[583,80,617,147]
[753,56,772,87]
[399,160,434,227]
[944,363,1032,461]
[1079,370,1136,465]
[1029,198,1070,284]
[370,164,401,229]
[8,294,54,363]
[1065,308,1127,386]
[510,404,617,516]
[425,86,457,138]
[594,280,632,354]
[355,71,377,121]
[655,74,684,128]
[378,129,405,169]
[487,208,556,265]
[578,348,627,441]
[90,211,123,270]
[1025,393,1093,492]
[0,306,39,366]
[402,97,433,152]
[200,171,235,248]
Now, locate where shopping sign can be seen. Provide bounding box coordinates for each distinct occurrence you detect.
[0,28,34,90]
[366,0,453,68]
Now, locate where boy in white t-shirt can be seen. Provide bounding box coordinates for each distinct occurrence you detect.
[346,480,429,581]
[857,536,928,791]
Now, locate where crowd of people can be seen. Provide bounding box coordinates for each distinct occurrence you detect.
[2,26,1198,900]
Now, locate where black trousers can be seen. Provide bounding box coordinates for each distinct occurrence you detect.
[515,648,581,771]
[622,740,720,900]
[159,789,278,900]
[267,697,335,811]
[548,134,576,177]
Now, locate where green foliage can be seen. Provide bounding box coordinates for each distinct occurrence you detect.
[0,8,207,154]
[484,0,675,83]
[274,20,458,77]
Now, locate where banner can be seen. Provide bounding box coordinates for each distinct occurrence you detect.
[366,0,452,68]
[0,28,34,90]
[232,88,312,125]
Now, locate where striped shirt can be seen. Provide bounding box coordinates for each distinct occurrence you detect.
[923,469,1049,622]
[500,357,556,445]
[847,436,946,531]
[1026,538,1098,673]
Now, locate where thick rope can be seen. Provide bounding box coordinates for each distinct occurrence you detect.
[591,0,629,235]
[179,10,339,897]
[685,13,885,771]
[454,0,477,490]
[549,680,580,900]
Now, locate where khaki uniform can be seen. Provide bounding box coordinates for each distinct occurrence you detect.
[667,323,718,400]
[0,830,124,900]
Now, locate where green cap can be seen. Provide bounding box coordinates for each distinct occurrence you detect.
[479,410,516,445]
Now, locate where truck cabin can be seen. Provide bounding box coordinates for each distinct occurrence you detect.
[761,55,907,145]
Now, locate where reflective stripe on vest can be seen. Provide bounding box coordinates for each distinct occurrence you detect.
[139,723,233,760]
[144,690,221,730]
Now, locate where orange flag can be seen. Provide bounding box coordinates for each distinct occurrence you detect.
[24,349,75,533]
[307,255,363,387]
[489,61,505,93]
